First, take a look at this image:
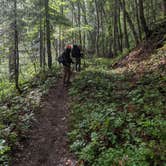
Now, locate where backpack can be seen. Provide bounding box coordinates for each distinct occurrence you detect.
[58,53,65,64]
[72,45,81,58]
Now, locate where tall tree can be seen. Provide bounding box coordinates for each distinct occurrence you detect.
[113,0,119,55]
[119,0,139,44]
[13,0,20,91]
[138,0,150,38]
[135,0,142,40]
[123,0,130,49]
[163,0,166,16]
[94,0,100,56]
[39,0,44,68]
[45,0,52,69]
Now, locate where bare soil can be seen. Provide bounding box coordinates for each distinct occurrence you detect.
[114,20,166,68]
[12,79,76,166]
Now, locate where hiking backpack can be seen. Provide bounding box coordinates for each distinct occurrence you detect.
[72,45,81,58]
[58,53,65,64]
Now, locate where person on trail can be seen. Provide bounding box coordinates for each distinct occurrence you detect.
[72,44,83,72]
[58,45,73,86]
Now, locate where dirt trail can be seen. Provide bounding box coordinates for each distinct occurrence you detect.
[13,79,76,166]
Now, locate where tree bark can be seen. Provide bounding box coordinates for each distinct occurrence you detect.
[138,0,150,38]
[119,0,139,44]
[94,0,100,56]
[39,0,43,68]
[163,0,166,16]
[118,1,123,52]
[45,0,52,69]
[123,0,129,49]
[135,0,142,40]
[113,0,119,55]
[78,1,82,46]
[14,0,20,91]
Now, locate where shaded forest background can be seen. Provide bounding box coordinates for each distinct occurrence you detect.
[0,0,166,165]
[0,0,165,94]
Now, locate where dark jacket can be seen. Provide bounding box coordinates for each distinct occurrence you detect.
[72,45,81,59]
[62,48,73,67]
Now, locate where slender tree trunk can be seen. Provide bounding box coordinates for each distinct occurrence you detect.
[163,0,166,16]
[61,0,65,50]
[78,1,82,46]
[135,0,142,40]
[113,0,120,55]
[43,21,46,69]
[151,0,157,22]
[71,2,78,44]
[59,26,62,54]
[81,0,90,50]
[138,0,150,38]
[123,0,129,49]
[39,24,43,68]
[71,6,75,44]
[9,45,15,80]
[39,1,43,68]
[9,22,15,81]
[119,0,139,44]
[109,36,114,57]
[14,0,20,91]
[45,0,52,69]
[94,0,100,56]
[118,1,123,52]
[100,9,105,56]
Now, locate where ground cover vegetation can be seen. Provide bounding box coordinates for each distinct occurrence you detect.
[0,0,165,165]
[0,67,59,165]
[69,43,166,165]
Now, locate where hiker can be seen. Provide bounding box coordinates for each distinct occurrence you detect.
[58,45,73,86]
[72,44,82,72]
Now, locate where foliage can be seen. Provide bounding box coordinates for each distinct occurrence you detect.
[0,0,165,165]
[69,51,166,165]
[0,65,59,165]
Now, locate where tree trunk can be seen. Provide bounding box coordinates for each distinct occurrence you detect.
[94,0,100,56]
[119,0,139,44]
[123,0,129,49]
[100,10,105,56]
[43,21,46,70]
[78,1,82,46]
[113,0,118,56]
[39,1,43,68]
[14,0,20,91]
[163,0,166,16]
[9,45,15,80]
[45,0,52,69]
[135,0,142,40]
[118,1,123,52]
[138,0,150,38]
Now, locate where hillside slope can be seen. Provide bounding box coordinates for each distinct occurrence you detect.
[68,23,166,166]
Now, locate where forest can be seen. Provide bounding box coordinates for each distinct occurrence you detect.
[0,0,166,165]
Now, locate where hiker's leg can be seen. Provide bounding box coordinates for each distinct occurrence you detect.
[76,58,79,71]
[63,67,67,84]
[75,61,77,71]
[66,67,71,83]
[76,64,78,72]
[78,59,81,71]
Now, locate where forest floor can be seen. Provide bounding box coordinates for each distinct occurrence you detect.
[10,21,166,166]
[12,78,77,166]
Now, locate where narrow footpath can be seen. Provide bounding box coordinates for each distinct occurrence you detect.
[13,79,76,166]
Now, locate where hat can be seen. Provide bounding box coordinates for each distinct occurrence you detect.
[66,45,71,49]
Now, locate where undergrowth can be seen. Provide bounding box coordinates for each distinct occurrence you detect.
[69,47,166,166]
[0,65,59,165]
